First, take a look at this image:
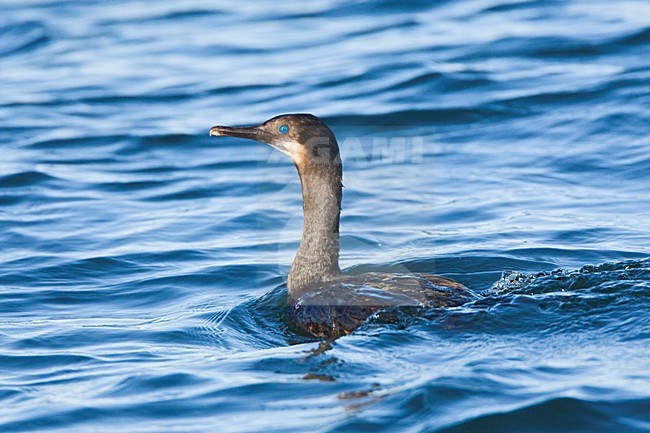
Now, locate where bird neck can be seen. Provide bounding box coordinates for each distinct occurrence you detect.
[287,163,342,298]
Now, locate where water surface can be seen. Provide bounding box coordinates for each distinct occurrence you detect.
[1,1,649,432]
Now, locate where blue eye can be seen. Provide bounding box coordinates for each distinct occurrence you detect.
[279,124,289,134]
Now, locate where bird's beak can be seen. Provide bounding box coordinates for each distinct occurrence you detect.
[210,124,302,162]
[209,125,275,144]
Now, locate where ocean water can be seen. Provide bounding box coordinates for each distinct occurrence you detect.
[1,0,649,431]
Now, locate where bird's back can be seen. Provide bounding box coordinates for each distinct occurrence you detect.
[287,272,478,338]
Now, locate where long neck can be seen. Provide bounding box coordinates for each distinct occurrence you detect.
[287,163,342,298]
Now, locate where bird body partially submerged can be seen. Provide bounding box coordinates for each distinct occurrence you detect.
[288,272,477,338]
[210,114,477,338]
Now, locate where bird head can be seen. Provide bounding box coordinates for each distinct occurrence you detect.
[210,113,341,170]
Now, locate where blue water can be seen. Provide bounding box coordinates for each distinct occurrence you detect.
[1,1,649,432]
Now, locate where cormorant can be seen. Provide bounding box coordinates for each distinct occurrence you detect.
[210,114,477,338]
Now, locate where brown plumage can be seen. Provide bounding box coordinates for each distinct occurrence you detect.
[288,273,476,338]
[210,114,477,338]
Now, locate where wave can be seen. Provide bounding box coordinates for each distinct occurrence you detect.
[0,170,58,188]
[326,106,515,128]
[437,396,650,433]
[0,20,51,56]
[490,258,650,295]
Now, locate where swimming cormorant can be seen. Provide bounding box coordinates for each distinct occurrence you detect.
[210,114,477,338]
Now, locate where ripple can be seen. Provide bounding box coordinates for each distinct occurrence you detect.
[0,21,52,56]
[1,0,649,432]
[438,396,650,433]
[0,170,58,188]
[328,106,515,127]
